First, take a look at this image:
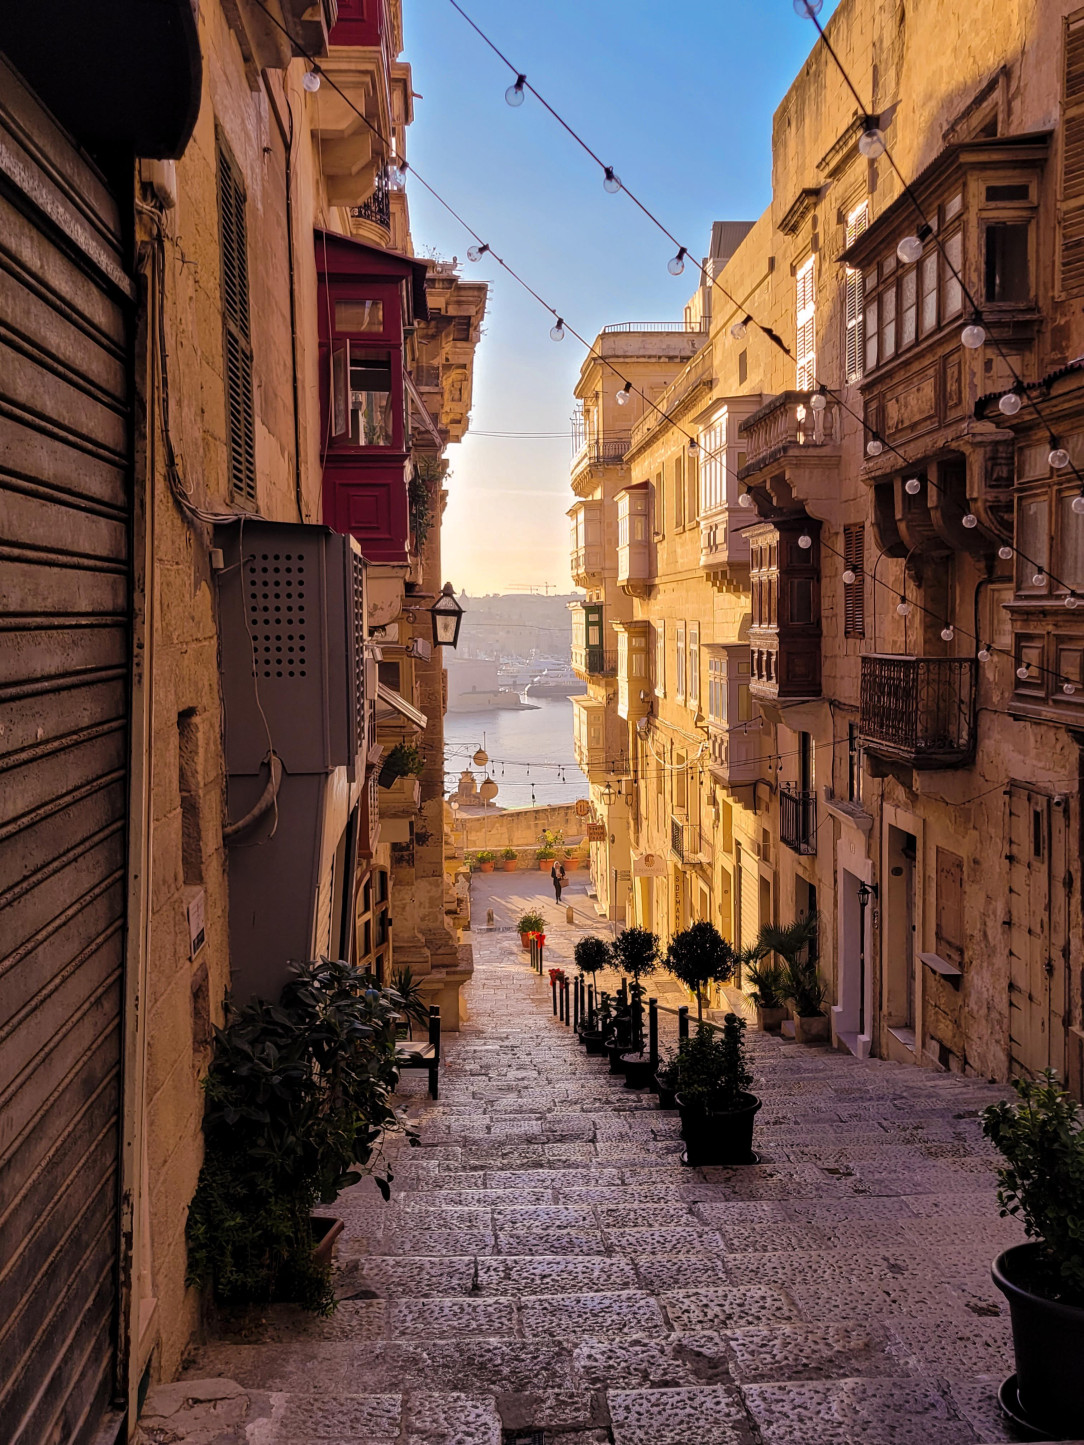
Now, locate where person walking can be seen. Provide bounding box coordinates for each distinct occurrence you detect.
[551,858,567,904]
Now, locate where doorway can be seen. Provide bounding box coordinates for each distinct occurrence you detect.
[884,827,917,1052]
[836,869,871,1055]
[1008,786,1068,1080]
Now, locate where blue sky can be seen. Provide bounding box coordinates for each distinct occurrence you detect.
[403,0,839,593]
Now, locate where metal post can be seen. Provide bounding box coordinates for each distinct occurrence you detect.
[573,976,581,1030]
[551,974,558,1015]
[648,997,659,1076]
[588,983,595,1029]
[678,1005,689,1041]
[563,976,571,1025]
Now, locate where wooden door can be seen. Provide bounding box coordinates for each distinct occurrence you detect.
[1008,786,1068,1080]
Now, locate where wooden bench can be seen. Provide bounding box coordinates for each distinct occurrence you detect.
[394,1005,440,1099]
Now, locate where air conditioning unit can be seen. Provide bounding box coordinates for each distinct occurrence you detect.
[216,520,369,1003]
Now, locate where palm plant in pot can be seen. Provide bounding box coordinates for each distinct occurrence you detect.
[574,935,610,1051]
[674,1014,759,1166]
[666,921,741,1024]
[981,1071,1084,1438]
[744,955,789,1032]
[758,916,828,1043]
[610,926,660,1086]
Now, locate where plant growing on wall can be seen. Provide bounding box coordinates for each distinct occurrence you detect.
[186,958,411,1311]
[385,741,425,779]
[665,921,744,1022]
[408,469,436,548]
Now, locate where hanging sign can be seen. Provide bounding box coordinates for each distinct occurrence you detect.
[632,851,667,878]
[574,798,591,817]
[586,823,607,842]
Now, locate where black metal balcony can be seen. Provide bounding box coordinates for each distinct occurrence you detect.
[859,655,976,768]
[779,785,817,854]
[571,645,618,677]
[670,816,709,864]
[350,166,391,229]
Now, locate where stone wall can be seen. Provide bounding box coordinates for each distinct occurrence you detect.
[459,802,587,852]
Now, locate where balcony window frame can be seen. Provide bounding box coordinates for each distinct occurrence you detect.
[675,622,686,702]
[654,620,666,697]
[844,201,869,382]
[795,255,816,390]
[688,623,700,708]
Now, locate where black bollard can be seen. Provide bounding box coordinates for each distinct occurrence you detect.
[587,983,596,1030]
[648,997,659,1079]
[574,976,581,1030]
[563,976,571,1025]
[551,974,558,1015]
[678,1005,689,1041]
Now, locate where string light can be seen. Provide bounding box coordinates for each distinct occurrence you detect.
[896,595,912,617]
[940,626,954,642]
[731,316,751,340]
[793,0,822,14]
[810,389,827,412]
[858,125,886,159]
[1017,664,1031,680]
[549,318,565,341]
[842,568,856,585]
[302,66,321,91]
[978,645,991,662]
[737,490,753,508]
[615,381,632,406]
[866,437,884,457]
[904,477,922,495]
[1049,445,1071,470]
[1072,494,1084,515]
[998,545,1014,560]
[998,388,1023,416]
[603,166,622,194]
[896,234,924,265]
[1033,571,1046,587]
[798,533,813,549]
[961,512,978,529]
[1064,682,1077,694]
[466,242,490,262]
[1066,594,1081,609]
[668,247,687,276]
[505,73,526,106]
[388,159,408,191]
[961,320,986,349]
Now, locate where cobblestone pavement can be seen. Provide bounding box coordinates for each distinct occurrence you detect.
[146,879,1056,1445]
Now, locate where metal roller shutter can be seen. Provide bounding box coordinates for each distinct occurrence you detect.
[0,55,132,1445]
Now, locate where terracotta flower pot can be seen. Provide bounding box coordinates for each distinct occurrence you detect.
[310,1216,344,1265]
[502,859,517,871]
[538,858,554,871]
[478,861,494,873]
[562,857,580,871]
[794,1012,830,1044]
[993,1242,1084,1437]
[520,932,534,950]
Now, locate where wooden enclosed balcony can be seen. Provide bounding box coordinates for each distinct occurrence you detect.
[859,655,977,768]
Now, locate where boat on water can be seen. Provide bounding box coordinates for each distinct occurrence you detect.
[446,687,538,713]
[524,667,580,699]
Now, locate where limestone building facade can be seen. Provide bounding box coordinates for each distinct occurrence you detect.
[574,0,1084,1099]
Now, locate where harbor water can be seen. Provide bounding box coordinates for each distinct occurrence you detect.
[443,696,588,809]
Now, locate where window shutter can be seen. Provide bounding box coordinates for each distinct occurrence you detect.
[843,523,865,638]
[844,203,868,381]
[936,847,965,966]
[217,139,258,505]
[1061,16,1084,294]
[795,257,816,389]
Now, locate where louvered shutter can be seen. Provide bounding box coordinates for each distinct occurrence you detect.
[795,257,816,389]
[217,139,258,504]
[843,523,865,638]
[1061,16,1084,294]
[845,203,868,381]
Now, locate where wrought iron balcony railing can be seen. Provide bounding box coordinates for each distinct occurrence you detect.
[571,645,618,677]
[859,654,977,768]
[779,785,817,854]
[571,434,632,476]
[670,816,710,864]
[350,165,391,229]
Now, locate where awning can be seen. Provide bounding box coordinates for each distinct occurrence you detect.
[377,682,428,730]
[405,372,445,447]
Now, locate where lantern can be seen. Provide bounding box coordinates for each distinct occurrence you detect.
[430,581,464,647]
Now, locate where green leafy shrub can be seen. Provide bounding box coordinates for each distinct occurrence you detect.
[386,741,425,779]
[475,849,496,863]
[391,964,430,1033]
[186,958,411,1312]
[501,846,518,860]
[758,916,825,1017]
[982,1071,1084,1302]
[574,935,611,976]
[517,910,545,933]
[745,956,788,1010]
[611,927,659,1051]
[535,846,557,860]
[676,1015,753,1113]
[666,922,742,1021]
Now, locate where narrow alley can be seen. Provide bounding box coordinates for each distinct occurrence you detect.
[140,876,1038,1445]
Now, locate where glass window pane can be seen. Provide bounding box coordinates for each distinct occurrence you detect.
[1056,493,1084,590]
[865,296,878,371]
[943,231,963,317]
[920,251,938,334]
[985,223,1030,303]
[335,299,384,332]
[881,285,896,359]
[900,268,917,348]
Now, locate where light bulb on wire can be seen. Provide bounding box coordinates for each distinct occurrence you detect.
[866,437,884,457]
[897,235,924,265]
[1050,446,1071,470]
[858,126,886,159]
[1065,682,1077,695]
[466,243,490,263]
[961,320,986,349]
[549,318,565,342]
[978,645,991,662]
[798,533,813,549]
[1017,664,1030,680]
[668,248,687,276]
[505,73,527,106]
[1033,571,1046,587]
[1067,594,1081,609]
[941,626,955,642]
[731,315,751,340]
[810,389,827,412]
[998,545,1014,560]
[896,596,912,617]
[842,568,856,586]
[302,66,321,91]
[999,389,1023,416]
[1072,494,1084,515]
[603,167,622,194]
[737,491,753,508]
[615,381,632,406]
[388,160,408,191]
[962,512,978,529]
[793,0,822,14]
[904,477,922,495]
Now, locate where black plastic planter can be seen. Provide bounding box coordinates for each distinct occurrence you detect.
[581,1029,607,1055]
[655,1076,678,1110]
[675,1092,761,1166]
[992,1242,1084,1438]
[606,1039,627,1075]
[621,1053,654,1089]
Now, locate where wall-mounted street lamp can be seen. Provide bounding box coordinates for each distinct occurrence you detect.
[431,582,464,648]
[856,880,878,1040]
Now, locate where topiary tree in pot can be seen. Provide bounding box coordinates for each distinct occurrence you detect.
[666,921,742,1023]
[574,935,610,1040]
[610,926,659,1077]
[982,1071,1084,1437]
[674,1014,759,1166]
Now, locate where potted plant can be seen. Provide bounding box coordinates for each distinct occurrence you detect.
[475,848,496,873]
[378,740,424,789]
[574,935,610,1048]
[744,955,789,1032]
[674,1015,759,1167]
[536,845,557,871]
[587,992,614,1056]
[759,916,829,1043]
[390,963,430,1039]
[501,846,518,872]
[665,921,745,1024]
[186,958,410,1312]
[981,1071,1084,1437]
[536,827,563,871]
[517,909,545,949]
[655,1048,680,1110]
[611,926,659,1083]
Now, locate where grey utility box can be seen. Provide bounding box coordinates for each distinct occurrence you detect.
[216,520,369,1004]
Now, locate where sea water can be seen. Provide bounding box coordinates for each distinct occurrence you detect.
[443,696,588,809]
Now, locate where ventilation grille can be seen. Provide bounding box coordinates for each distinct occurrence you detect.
[247,551,308,679]
[351,548,367,752]
[217,135,257,504]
